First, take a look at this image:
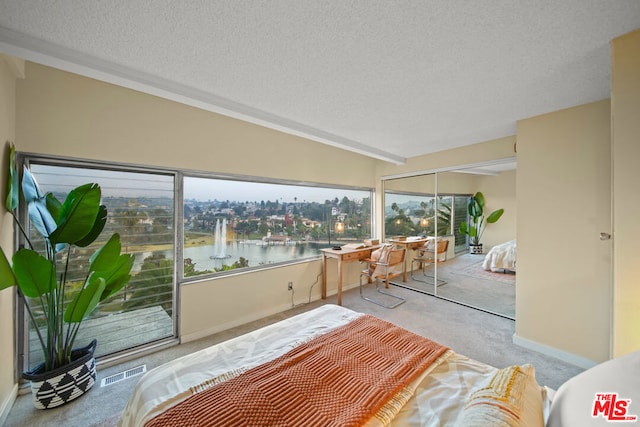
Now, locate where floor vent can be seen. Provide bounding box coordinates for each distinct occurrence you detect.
[100,364,147,387]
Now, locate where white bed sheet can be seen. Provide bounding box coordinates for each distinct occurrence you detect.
[482,239,517,272]
[118,304,520,426]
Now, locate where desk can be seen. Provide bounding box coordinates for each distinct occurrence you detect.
[388,238,427,282]
[321,245,380,306]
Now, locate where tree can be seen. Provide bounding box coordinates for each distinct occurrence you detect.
[122,254,173,314]
[385,203,418,236]
[215,257,250,272]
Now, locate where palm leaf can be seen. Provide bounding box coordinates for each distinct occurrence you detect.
[48,183,101,245]
[75,205,107,247]
[64,277,105,323]
[487,208,504,223]
[97,254,134,301]
[0,248,17,290]
[89,233,134,301]
[12,249,55,298]
[89,233,122,271]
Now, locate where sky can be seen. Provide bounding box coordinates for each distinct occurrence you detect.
[30,164,369,204]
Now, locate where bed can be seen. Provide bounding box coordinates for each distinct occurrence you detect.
[482,240,517,273]
[118,304,546,426]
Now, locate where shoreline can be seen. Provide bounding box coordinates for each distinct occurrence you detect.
[126,234,216,254]
[125,235,358,254]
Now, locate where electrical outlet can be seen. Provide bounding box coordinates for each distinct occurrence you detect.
[287,282,293,291]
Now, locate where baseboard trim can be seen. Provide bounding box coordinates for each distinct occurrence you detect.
[512,334,598,370]
[0,383,18,426]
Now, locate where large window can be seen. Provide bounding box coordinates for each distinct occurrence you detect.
[23,161,176,368]
[183,176,373,278]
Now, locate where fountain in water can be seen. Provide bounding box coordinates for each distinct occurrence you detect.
[210,218,231,259]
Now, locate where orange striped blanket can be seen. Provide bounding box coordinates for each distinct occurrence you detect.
[145,315,448,427]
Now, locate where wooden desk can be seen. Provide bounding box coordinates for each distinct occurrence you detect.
[388,238,427,282]
[321,245,380,306]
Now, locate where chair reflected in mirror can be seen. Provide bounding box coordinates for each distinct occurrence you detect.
[359,245,406,308]
[411,238,448,286]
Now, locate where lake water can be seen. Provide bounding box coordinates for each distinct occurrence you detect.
[132,241,327,272]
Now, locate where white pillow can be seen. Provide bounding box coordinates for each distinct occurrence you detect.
[455,364,545,426]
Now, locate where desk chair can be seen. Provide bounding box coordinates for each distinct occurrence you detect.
[359,246,406,308]
[410,239,448,286]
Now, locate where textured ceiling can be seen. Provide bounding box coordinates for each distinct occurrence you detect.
[1,1,639,164]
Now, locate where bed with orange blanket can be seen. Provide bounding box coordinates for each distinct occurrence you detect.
[118,304,547,426]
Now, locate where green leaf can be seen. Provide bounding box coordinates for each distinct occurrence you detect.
[44,194,67,252]
[486,208,504,224]
[75,205,107,247]
[89,233,122,271]
[64,277,105,323]
[45,193,63,223]
[97,254,134,301]
[5,143,18,212]
[12,249,55,298]
[89,234,134,301]
[0,247,17,290]
[474,192,486,209]
[48,183,101,245]
[468,197,483,219]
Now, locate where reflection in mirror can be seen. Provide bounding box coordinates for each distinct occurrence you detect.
[383,174,437,296]
[384,174,437,239]
[382,160,516,320]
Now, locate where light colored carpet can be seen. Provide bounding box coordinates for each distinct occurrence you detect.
[392,253,516,318]
[453,258,516,284]
[5,286,583,427]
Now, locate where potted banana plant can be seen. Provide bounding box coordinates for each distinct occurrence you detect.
[459,191,504,254]
[0,143,134,409]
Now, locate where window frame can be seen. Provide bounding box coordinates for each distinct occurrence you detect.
[16,152,181,372]
[180,171,375,283]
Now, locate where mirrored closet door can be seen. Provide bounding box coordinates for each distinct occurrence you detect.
[382,159,516,319]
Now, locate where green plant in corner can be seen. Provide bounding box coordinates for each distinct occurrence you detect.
[0,143,134,373]
[459,191,504,249]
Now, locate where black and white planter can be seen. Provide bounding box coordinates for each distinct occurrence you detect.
[469,244,483,255]
[23,339,97,409]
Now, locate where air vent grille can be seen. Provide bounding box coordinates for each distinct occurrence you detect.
[100,365,147,387]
